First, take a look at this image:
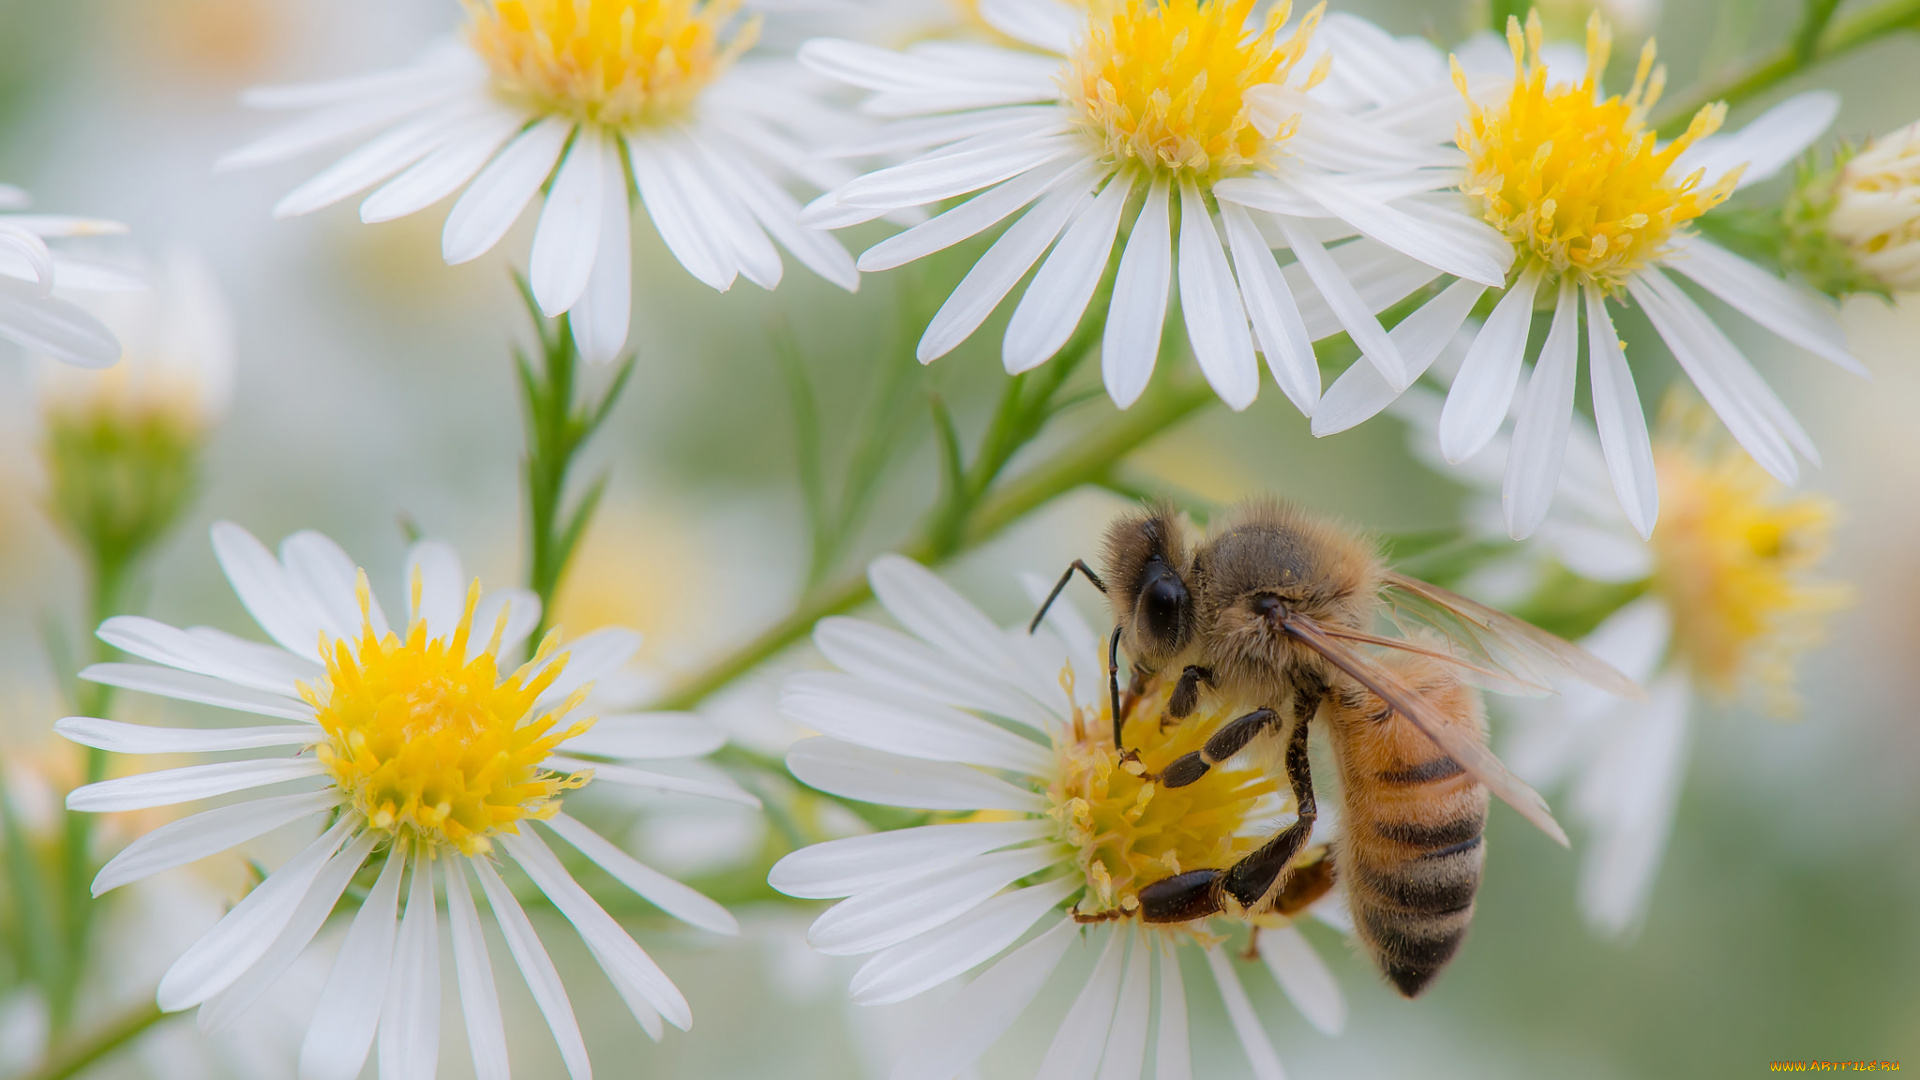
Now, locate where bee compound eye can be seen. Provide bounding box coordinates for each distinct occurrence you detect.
[1137,561,1190,649]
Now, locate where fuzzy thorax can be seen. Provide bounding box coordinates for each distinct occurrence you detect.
[304,574,595,855]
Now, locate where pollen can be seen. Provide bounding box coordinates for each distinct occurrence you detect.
[465,0,759,128]
[303,573,597,855]
[1047,668,1283,919]
[1455,12,1738,291]
[1064,0,1324,180]
[1650,398,1851,712]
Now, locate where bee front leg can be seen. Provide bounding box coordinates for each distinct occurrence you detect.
[1154,705,1279,788]
[1164,665,1214,724]
[1221,689,1321,911]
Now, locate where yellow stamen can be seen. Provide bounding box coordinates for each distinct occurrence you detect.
[1650,396,1851,712]
[1454,11,1738,291]
[1064,0,1322,180]
[303,572,597,855]
[466,0,759,127]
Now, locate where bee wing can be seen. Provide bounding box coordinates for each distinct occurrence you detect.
[1284,614,1571,848]
[1381,572,1646,701]
[1315,624,1554,698]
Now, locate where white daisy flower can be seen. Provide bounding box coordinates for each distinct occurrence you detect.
[797,0,1515,415]
[224,0,859,365]
[58,523,754,1080]
[770,555,1348,1080]
[0,183,131,369]
[1354,13,1862,542]
[1394,389,1847,938]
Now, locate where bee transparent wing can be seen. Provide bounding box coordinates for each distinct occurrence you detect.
[1381,572,1646,701]
[1316,624,1555,698]
[1284,615,1571,847]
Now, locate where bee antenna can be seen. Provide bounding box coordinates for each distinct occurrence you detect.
[1027,559,1107,634]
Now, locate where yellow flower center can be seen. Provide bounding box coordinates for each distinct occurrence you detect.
[1454,12,1738,291]
[465,0,759,128]
[305,575,596,855]
[1047,669,1282,918]
[1064,0,1324,181]
[1650,399,1850,710]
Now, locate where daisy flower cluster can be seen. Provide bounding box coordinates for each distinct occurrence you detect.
[771,556,1347,1080]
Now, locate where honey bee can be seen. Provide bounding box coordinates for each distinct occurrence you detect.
[1031,500,1640,995]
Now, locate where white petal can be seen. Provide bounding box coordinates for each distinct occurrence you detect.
[1034,926,1126,1080]
[501,830,692,1032]
[543,814,738,935]
[918,175,1095,362]
[1439,263,1545,463]
[1102,176,1172,407]
[836,137,1077,209]
[1312,278,1483,436]
[1003,171,1132,373]
[78,664,313,721]
[559,712,724,760]
[537,627,643,704]
[1094,930,1152,1080]
[280,530,383,641]
[1178,178,1259,410]
[812,618,1052,730]
[444,861,511,1080]
[272,105,469,219]
[786,737,1047,813]
[471,587,542,661]
[781,674,1052,774]
[156,815,355,1011]
[867,554,1063,716]
[849,878,1077,1005]
[404,539,465,637]
[55,716,313,755]
[1221,201,1317,415]
[570,145,634,365]
[378,852,441,1080]
[1154,939,1192,1080]
[67,757,323,813]
[0,278,119,367]
[1257,926,1345,1035]
[1276,218,1409,390]
[92,789,333,896]
[768,819,1053,899]
[472,858,592,1080]
[887,917,1077,1080]
[699,139,857,292]
[211,521,328,661]
[629,133,733,290]
[662,134,781,290]
[1586,288,1658,539]
[1675,91,1839,190]
[805,845,1065,956]
[361,108,525,224]
[299,844,405,1080]
[551,757,759,807]
[1667,235,1866,376]
[95,616,315,697]
[442,116,573,265]
[859,159,1072,273]
[219,82,462,171]
[196,831,378,1032]
[1573,671,1691,939]
[976,0,1081,52]
[1283,170,1509,286]
[529,126,606,317]
[1503,278,1581,540]
[1204,947,1285,1080]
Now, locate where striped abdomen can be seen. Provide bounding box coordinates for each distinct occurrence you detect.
[1325,655,1490,997]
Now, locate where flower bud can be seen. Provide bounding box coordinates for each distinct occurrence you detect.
[1827,120,1920,292]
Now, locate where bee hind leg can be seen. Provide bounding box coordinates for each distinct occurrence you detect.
[1138,869,1225,922]
[1223,695,1320,910]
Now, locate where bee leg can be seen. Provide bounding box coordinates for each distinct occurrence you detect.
[1155,706,1280,788]
[1269,846,1336,918]
[1165,665,1214,720]
[1223,700,1320,910]
[1105,626,1143,770]
[1028,559,1107,633]
[1138,869,1225,922]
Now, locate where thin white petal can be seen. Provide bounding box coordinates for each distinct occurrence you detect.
[299,844,405,1080]
[1573,672,1691,939]
[1155,938,1192,1080]
[219,82,463,171]
[1586,287,1658,539]
[211,521,332,660]
[442,116,573,265]
[405,540,465,637]
[1102,176,1172,407]
[570,144,634,365]
[1221,200,1317,415]
[805,845,1065,955]
[0,279,119,367]
[786,737,1047,813]
[378,852,441,1080]
[976,0,1081,52]
[551,757,760,807]
[1676,91,1839,190]
[67,757,323,813]
[849,878,1077,1005]
[1668,235,1866,376]
[472,858,592,1080]
[92,789,335,896]
[1003,171,1133,373]
[1277,218,1409,390]
[78,664,313,721]
[55,716,313,755]
[700,139,857,290]
[918,175,1095,362]
[1094,930,1152,1080]
[361,108,524,223]
[836,137,1077,209]
[1503,278,1581,540]
[769,819,1053,899]
[662,134,782,290]
[1204,946,1285,1080]
[859,160,1072,272]
[1439,263,1545,463]
[1287,171,1510,286]
[812,618,1053,730]
[529,126,606,317]
[1178,177,1259,410]
[559,712,724,760]
[867,555,1064,718]
[471,587,542,661]
[1034,926,1127,1080]
[888,916,1077,1080]
[94,616,314,698]
[272,105,470,219]
[536,627,643,704]
[628,132,733,290]
[781,674,1052,774]
[544,813,738,935]
[445,861,511,1080]
[1312,278,1483,436]
[1257,926,1345,1035]
[280,530,384,640]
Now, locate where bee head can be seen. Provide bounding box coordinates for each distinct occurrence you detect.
[1100,503,1195,668]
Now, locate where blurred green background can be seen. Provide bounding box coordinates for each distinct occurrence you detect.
[0,0,1916,1077]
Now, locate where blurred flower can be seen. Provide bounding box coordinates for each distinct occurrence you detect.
[58,524,755,1079]
[1397,389,1849,938]
[799,0,1514,415]
[225,0,859,365]
[1827,120,1920,292]
[1529,0,1659,37]
[771,556,1346,1080]
[0,183,129,368]
[1410,13,1859,541]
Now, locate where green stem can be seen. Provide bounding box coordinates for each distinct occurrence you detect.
[651,377,1215,713]
[1654,0,1920,134]
[19,1000,169,1080]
